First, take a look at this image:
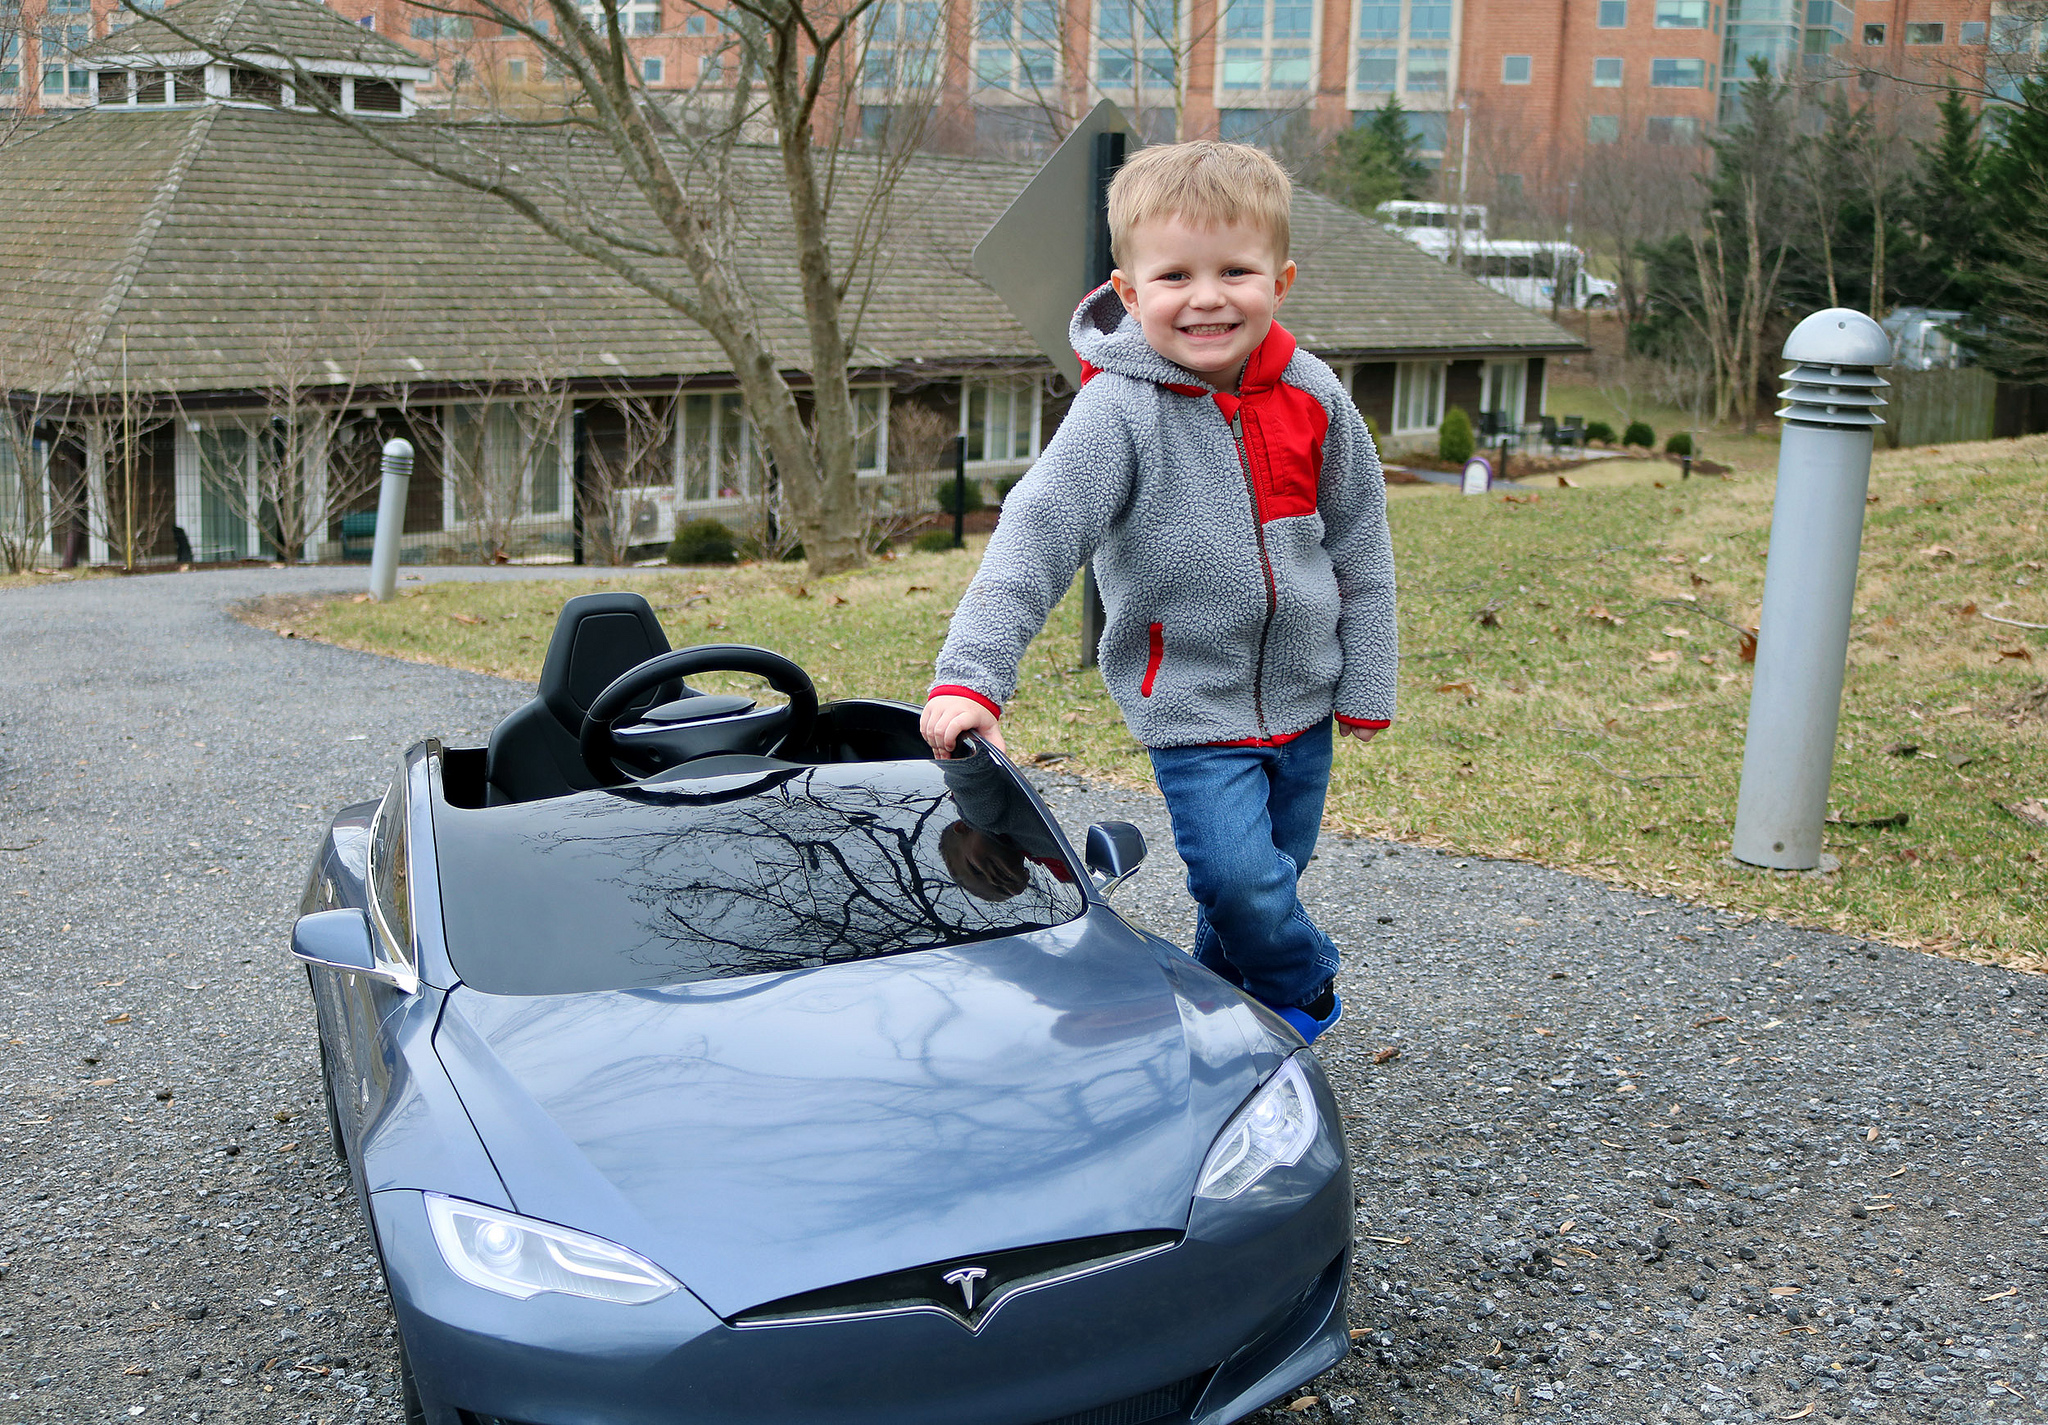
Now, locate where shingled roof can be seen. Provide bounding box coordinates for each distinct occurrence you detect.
[82,0,422,68]
[0,104,1580,402]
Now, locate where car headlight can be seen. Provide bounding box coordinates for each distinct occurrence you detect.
[1195,1055,1320,1201]
[424,1194,679,1304]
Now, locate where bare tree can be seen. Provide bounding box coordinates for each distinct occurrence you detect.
[179,313,388,563]
[0,311,89,574]
[132,0,941,578]
[1573,103,1704,324]
[867,396,951,546]
[580,387,677,567]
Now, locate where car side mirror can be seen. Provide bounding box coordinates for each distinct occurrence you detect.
[1084,821,1147,896]
[291,909,378,975]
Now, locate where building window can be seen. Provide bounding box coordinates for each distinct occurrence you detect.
[678,392,759,503]
[1861,22,1884,43]
[1597,0,1627,26]
[1650,56,1704,84]
[1958,20,1983,44]
[446,404,565,524]
[1655,0,1707,26]
[864,0,944,90]
[1356,44,1396,89]
[960,379,1040,466]
[1592,55,1623,84]
[39,24,89,96]
[1404,44,1446,90]
[1095,0,1178,90]
[1392,361,1445,434]
[506,57,526,80]
[1904,21,1942,43]
[974,0,1059,92]
[642,55,663,82]
[409,15,474,38]
[1220,0,1315,91]
[1647,114,1698,143]
[358,14,375,28]
[1501,53,1530,82]
[698,51,722,84]
[1,36,17,92]
[853,387,888,473]
[1587,112,1620,142]
[684,12,706,32]
[1480,359,1526,428]
[1496,172,1523,199]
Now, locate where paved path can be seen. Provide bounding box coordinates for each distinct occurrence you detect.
[0,569,2042,1425]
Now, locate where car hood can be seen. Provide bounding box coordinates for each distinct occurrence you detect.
[431,910,1273,1318]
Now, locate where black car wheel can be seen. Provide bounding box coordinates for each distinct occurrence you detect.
[318,1041,347,1165]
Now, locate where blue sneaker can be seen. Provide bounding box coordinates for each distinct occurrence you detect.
[1275,989,1342,1045]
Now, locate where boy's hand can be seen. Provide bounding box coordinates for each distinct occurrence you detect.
[1339,723,1381,744]
[923,695,1006,758]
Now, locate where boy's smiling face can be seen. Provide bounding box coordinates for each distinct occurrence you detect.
[1109,216,1296,392]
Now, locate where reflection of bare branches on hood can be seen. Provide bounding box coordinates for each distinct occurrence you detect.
[528,766,1086,987]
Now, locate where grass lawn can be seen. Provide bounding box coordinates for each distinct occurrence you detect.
[293,433,2048,973]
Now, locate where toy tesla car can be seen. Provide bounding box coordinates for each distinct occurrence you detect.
[293,591,1352,1425]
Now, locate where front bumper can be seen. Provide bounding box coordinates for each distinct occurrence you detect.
[371,1161,1349,1425]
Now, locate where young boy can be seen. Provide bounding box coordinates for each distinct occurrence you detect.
[921,141,1397,1044]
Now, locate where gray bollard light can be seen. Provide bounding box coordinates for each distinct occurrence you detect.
[1730,309,1892,870]
[368,438,413,603]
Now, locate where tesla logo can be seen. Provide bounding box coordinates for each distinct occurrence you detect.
[942,1266,988,1311]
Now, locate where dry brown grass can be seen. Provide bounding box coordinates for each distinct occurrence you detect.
[285,434,2048,973]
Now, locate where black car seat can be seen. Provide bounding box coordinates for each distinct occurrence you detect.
[485,591,683,804]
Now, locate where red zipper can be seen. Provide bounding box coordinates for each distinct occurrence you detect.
[1141,622,1164,697]
[1231,409,1277,740]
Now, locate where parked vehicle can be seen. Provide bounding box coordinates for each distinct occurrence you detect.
[1375,205,1613,311]
[294,590,1354,1425]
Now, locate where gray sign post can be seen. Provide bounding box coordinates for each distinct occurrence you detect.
[972,100,1136,668]
[367,437,413,603]
[1730,309,1893,870]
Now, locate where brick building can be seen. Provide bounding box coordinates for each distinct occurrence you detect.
[6,0,2016,204]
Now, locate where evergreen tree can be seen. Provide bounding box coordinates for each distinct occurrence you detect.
[1972,73,2048,379]
[1323,99,1431,214]
[1905,85,1990,312]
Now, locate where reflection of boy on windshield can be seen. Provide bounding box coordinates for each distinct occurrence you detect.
[938,745,1076,903]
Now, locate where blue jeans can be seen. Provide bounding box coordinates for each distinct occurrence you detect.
[1148,720,1341,1010]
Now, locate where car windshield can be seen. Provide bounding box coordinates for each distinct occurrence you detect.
[432,754,1088,996]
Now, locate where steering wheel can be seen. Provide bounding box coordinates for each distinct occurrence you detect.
[580,644,818,787]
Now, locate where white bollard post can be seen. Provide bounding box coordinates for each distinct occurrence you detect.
[1731,309,1893,870]
[367,438,413,603]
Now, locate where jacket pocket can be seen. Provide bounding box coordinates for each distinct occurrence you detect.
[1140,622,1164,697]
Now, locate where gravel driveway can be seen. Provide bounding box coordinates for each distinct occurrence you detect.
[1,568,2043,1425]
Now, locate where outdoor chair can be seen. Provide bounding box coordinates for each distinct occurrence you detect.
[1557,415,1586,454]
[339,511,379,562]
[1538,414,1559,453]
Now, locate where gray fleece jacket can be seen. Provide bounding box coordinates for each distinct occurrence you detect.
[931,284,1398,749]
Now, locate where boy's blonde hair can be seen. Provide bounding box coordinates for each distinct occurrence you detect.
[1107,141,1293,269]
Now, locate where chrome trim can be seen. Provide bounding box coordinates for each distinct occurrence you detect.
[732,1239,1177,1335]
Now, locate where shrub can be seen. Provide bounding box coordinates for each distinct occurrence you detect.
[995,474,1026,503]
[1438,406,1475,463]
[666,517,737,566]
[935,478,985,516]
[1623,420,1656,450]
[1664,431,1695,457]
[911,529,958,554]
[1583,419,1617,445]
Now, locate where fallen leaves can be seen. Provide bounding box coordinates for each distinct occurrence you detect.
[2002,798,2048,829]
[104,1013,131,1025]
[1779,1401,1817,1418]
[1997,646,2034,662]
[448,612,484,626]
[1435,679,1478,699]
[1583,604,1625,626]
[1646,649,1681,664]
[905,584,932,594]
[1372,1046,1401,1065]
[1364,1234,1412,1246]
[1557,474,1580,488]
[1285,1398,1317,1413]
[1980,1286,2019,1302]
[1921,544,1958,561]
